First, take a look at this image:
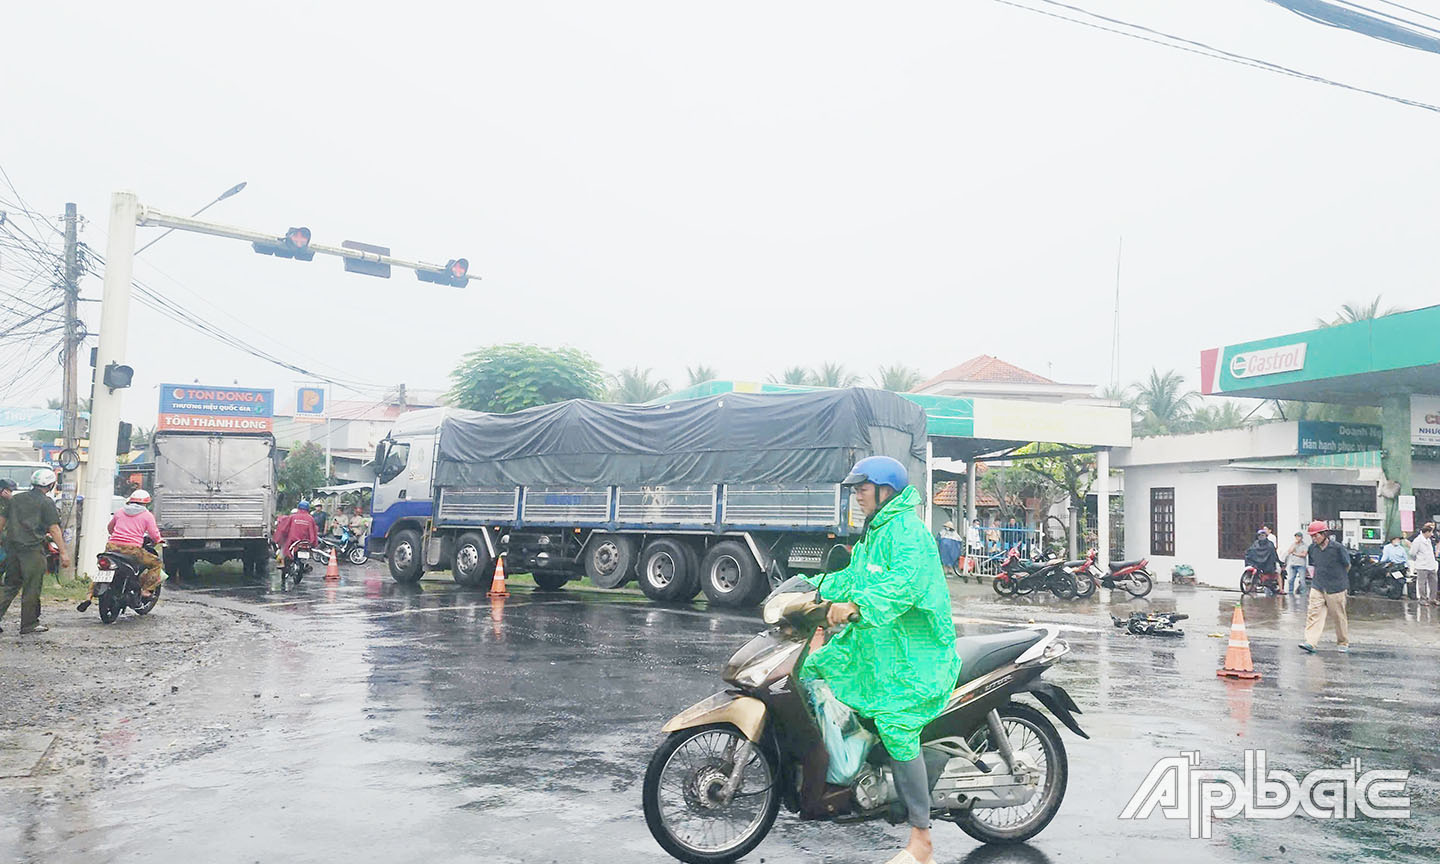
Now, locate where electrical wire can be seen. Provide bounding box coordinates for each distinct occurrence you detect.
[1374,0,1440,25]
[990,0,1440,114]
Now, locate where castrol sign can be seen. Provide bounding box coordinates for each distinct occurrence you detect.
[1228,343,1307,379]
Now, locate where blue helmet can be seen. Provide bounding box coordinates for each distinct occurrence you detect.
[842,456,908,492]
[297,500,311,511]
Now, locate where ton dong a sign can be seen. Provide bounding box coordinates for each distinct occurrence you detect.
[1229,343,1307,380]
[158,384,275,433]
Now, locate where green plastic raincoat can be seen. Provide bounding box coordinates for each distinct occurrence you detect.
[801,484,961,761]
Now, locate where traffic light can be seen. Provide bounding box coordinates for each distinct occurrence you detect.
[416,258,468,288]
[252,226,315,261]
[117,422,133,455]
[102,362,134,391]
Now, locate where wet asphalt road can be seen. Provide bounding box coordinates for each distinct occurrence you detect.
[6,568,1439,864]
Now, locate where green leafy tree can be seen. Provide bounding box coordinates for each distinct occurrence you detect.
[812,362,862,388]
[1315,295,1402,328]
[769,366,814,385]
[131,424,156,449]
[277,442,327,511]
[687,364,718,386]
[609,367,671,403]
[873,364,923,392]
[448,343,605,412]
[1187,400,1251,432]
[1133,369,1195,436]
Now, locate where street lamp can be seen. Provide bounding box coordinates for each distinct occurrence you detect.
[134,180,247,256]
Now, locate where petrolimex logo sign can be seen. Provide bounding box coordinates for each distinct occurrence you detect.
[1229,343,1307,380]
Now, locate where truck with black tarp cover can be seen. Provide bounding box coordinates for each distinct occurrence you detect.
[368,388,927,607]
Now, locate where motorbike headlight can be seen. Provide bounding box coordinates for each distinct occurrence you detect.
[729,643,800,690]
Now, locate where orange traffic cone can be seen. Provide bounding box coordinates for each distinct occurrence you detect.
[324,547,340,581]
[1217,603,1261,680]
[487,555,510,598]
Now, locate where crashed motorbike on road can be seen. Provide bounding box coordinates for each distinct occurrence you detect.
[642,577,1087,863]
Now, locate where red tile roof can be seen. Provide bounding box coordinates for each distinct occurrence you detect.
[918,355,1055,391]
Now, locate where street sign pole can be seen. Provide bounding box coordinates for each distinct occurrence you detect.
[78,191,139,578]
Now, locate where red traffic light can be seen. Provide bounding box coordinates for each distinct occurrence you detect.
[252,225,314,261]
[416,257,471,287]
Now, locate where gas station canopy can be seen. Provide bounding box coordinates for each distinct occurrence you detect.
[1200,304,1440,405]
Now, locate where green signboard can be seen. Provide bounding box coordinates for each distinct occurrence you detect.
[1296,421,1383,455]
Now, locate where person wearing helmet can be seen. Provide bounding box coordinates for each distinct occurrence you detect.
[1300,520,1351,653]
[274,499,319,570]
[0,468,71,634]
[1243,528,1282,595]
[78,490,166,611]
[801,455,959,864]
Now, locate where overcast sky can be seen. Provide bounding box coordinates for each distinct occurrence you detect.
[2,0,1438,424]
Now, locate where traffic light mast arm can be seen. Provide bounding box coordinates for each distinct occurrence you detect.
[136,207,473,281]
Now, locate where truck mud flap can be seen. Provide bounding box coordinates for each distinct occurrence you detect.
[1017,680,1089,739]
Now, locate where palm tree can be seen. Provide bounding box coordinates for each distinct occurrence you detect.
[1188,400,1250,432]
[768,366,813,386]
[686,365,718,387]
[811,362,862,388]
[1133,369,1195,436]
[873,364,923,392]
[609,367,671,403]
[1315,295,1402,328]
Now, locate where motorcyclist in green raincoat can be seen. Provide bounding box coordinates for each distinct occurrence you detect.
[802,456,960,864]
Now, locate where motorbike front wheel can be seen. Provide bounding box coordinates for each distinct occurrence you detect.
[643,724,780,864]
[953,702,1068,845]
[1240,571,1258,596]
[1048,572,1077,600]
[347,545,369,566]
[993,574,1017,597]
[1071,570,1097,599]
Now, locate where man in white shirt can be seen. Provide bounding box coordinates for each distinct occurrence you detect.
[1411,522,1437,606]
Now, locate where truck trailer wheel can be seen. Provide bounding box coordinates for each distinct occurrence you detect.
[701,541,765,607]
[532,572,568,591]
[388,529,423,584]
[584,534,636,589]
[637,539,699,603]
[452,532,494,587]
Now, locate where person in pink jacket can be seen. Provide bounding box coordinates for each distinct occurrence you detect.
[77,489,165,611]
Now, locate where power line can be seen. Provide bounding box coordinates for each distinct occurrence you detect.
[1374,0,1440,26]
[991,0,1440,114]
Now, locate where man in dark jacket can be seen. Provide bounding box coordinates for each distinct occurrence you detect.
[1300,520,1351,653]
[1243,529,1281,594]
[0,469,72,634]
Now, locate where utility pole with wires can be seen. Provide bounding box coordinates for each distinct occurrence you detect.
[60,202,83,571]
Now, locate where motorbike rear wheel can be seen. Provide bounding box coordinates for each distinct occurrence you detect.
[643,724,779,864]
[1122,571,1154,598]
[1380,579,1404,600]
[1047,572,1077,600]
[952,702,1068,845]
[993,574,1017,596]
[98,590,121,624]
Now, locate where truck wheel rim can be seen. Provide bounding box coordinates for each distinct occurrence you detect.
[456,544,479,576]
[647,552,675,588]
[710,555,741,593]
[594,541,619,575]
[395,542,413,570]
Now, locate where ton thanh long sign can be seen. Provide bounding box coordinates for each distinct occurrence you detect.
[158,384,275,433]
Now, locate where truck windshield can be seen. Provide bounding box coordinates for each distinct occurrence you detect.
[378,443,410,482]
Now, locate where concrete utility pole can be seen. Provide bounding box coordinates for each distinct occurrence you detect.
[77,192,139,579]
[60,203,82,571]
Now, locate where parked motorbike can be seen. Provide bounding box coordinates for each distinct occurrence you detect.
[993,547,1076,599]
[92,539,162,624]
[1347,554,1406,599]
[318,525,369,566]
[643,576,1087,863]
[281,540,314,588]
[1068,550,1154,599]
[1240,565,1283,596]
[1111,611,1186,637]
